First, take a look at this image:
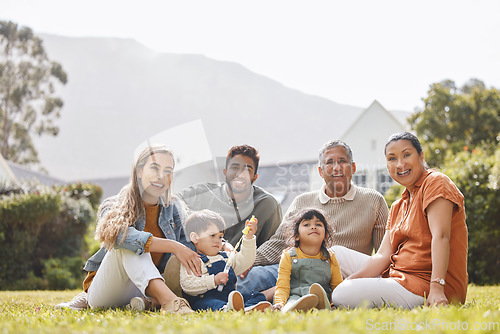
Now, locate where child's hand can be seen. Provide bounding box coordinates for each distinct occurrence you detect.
[214,272,229,286]
[243,216,258,239]
[271,303,283,311]
[222,240,234,252]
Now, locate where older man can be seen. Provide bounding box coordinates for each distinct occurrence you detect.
[237,140,389,299]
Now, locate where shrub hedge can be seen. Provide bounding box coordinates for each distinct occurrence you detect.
[0,181,102,290]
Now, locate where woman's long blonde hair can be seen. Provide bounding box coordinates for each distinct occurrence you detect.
[95,144,175,249]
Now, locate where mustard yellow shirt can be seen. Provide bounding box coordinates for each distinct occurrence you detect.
[274,247,343,306]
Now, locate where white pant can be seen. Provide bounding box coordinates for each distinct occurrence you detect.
[87,248,164,308]
[330,246,425,309]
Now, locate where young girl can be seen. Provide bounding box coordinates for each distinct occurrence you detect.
[57,144,201,314]
[273,208,343,312]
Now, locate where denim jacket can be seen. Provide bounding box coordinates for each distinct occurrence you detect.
[83,196,189,274]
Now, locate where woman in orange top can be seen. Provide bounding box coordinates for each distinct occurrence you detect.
[331,132,467,308]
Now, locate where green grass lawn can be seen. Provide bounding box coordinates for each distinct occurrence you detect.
[1,285,499,334]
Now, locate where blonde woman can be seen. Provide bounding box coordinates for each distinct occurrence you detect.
[57,145,201,314]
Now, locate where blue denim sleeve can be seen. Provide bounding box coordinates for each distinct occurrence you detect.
[173,201,196,251]
[115,227,153,255]
[83,247,107,272]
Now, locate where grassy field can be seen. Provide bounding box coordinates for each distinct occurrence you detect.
[0,285,499,334]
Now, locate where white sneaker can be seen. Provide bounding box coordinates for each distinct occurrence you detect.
[282,294,318,312]
[244,301,272,312]
[126,297,154,311]
[226,291,244,311]
[55,292,88,310]
[309,283,331,310]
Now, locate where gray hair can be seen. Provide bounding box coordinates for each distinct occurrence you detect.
[318,140,354,166]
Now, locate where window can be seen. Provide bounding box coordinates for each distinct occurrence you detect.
[377,169,394,194]
[353,171,367,187]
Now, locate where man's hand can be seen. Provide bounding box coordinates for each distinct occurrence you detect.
[238,267,251,279]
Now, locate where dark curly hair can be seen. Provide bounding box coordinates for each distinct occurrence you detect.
[285,208,334,261]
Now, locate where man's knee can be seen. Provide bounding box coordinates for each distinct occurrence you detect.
[237,265,278,294]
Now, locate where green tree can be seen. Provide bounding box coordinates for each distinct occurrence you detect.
[405,77,500,284]
[409,79,500,168]
[0,20,67,166]
[441,145,500,284]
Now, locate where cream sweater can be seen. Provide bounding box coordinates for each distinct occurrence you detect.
[181,236,256,296]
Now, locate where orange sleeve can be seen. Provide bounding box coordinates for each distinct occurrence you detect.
[274,251,292,306]
[83,271,97,292]
[144,236,153,253]
[328,250,343,293]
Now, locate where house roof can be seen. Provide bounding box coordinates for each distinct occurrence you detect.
[0,153,17,183]
[340,100,409,139]
[6,161,64,186]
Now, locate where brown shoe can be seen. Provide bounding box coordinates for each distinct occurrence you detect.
[226,291,245,311]
[160,298,194,315]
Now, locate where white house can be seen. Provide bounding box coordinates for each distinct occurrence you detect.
[0,153,17,184]
[264,100,410,211]
[340,100,409,193]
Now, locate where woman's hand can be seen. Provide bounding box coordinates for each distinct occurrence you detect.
[214,272,229,286]
[349,230,392,279]
[174,244,202,277]
[426,285,448,307]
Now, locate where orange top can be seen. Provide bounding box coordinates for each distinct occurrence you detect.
[143,202,164,267]
[385,169,468,304]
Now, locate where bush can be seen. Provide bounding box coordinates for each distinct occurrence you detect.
[34,196,94,274]
[56,183,103,210]
[2,271,48,291]
[43,257,86,290]
[383,183,404,208]
[0,181,102,290]
[0,190,61,285]
[441,145,500,285]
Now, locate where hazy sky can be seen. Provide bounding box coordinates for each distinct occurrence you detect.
[1,0,500,112]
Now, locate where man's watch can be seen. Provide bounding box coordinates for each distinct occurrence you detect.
[431,278,446,286]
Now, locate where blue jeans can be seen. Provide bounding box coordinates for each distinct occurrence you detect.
[192,292,267,311]
[236,264,279,294]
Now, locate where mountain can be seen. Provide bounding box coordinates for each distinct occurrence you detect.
[35,34,364,181]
